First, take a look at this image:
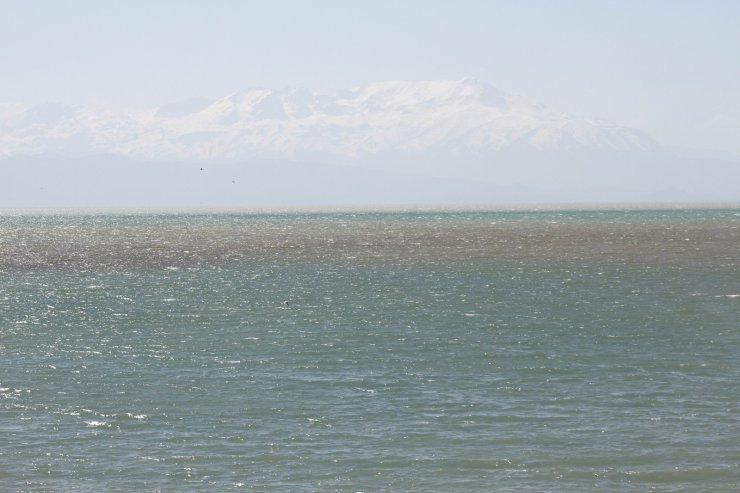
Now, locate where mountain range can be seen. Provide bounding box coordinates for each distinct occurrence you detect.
[1,78,658,160]
[1,79,738,207]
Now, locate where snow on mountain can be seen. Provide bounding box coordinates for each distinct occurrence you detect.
[0,79,659,161]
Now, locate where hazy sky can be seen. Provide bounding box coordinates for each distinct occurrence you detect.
[2,0,739,156]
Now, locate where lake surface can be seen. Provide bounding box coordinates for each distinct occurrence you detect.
[1,208,739,491]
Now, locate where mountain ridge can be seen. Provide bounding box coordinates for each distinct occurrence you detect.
[3,79,737,207]
[0,79,659,161]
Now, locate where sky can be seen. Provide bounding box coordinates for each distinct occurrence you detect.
[1,0,740,157]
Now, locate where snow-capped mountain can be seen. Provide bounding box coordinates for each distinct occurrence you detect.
[6,79,737,208]
[0,79,659,162]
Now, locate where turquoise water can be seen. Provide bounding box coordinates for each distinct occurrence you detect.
[1,209,739,491]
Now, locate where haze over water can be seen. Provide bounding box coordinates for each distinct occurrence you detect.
[1,208,739,491]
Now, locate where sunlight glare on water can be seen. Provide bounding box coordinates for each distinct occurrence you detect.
[1,208,739,491]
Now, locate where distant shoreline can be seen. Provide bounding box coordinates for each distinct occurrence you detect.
[1,201,739,216]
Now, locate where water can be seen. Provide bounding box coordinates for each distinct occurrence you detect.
[1,208,739,492]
